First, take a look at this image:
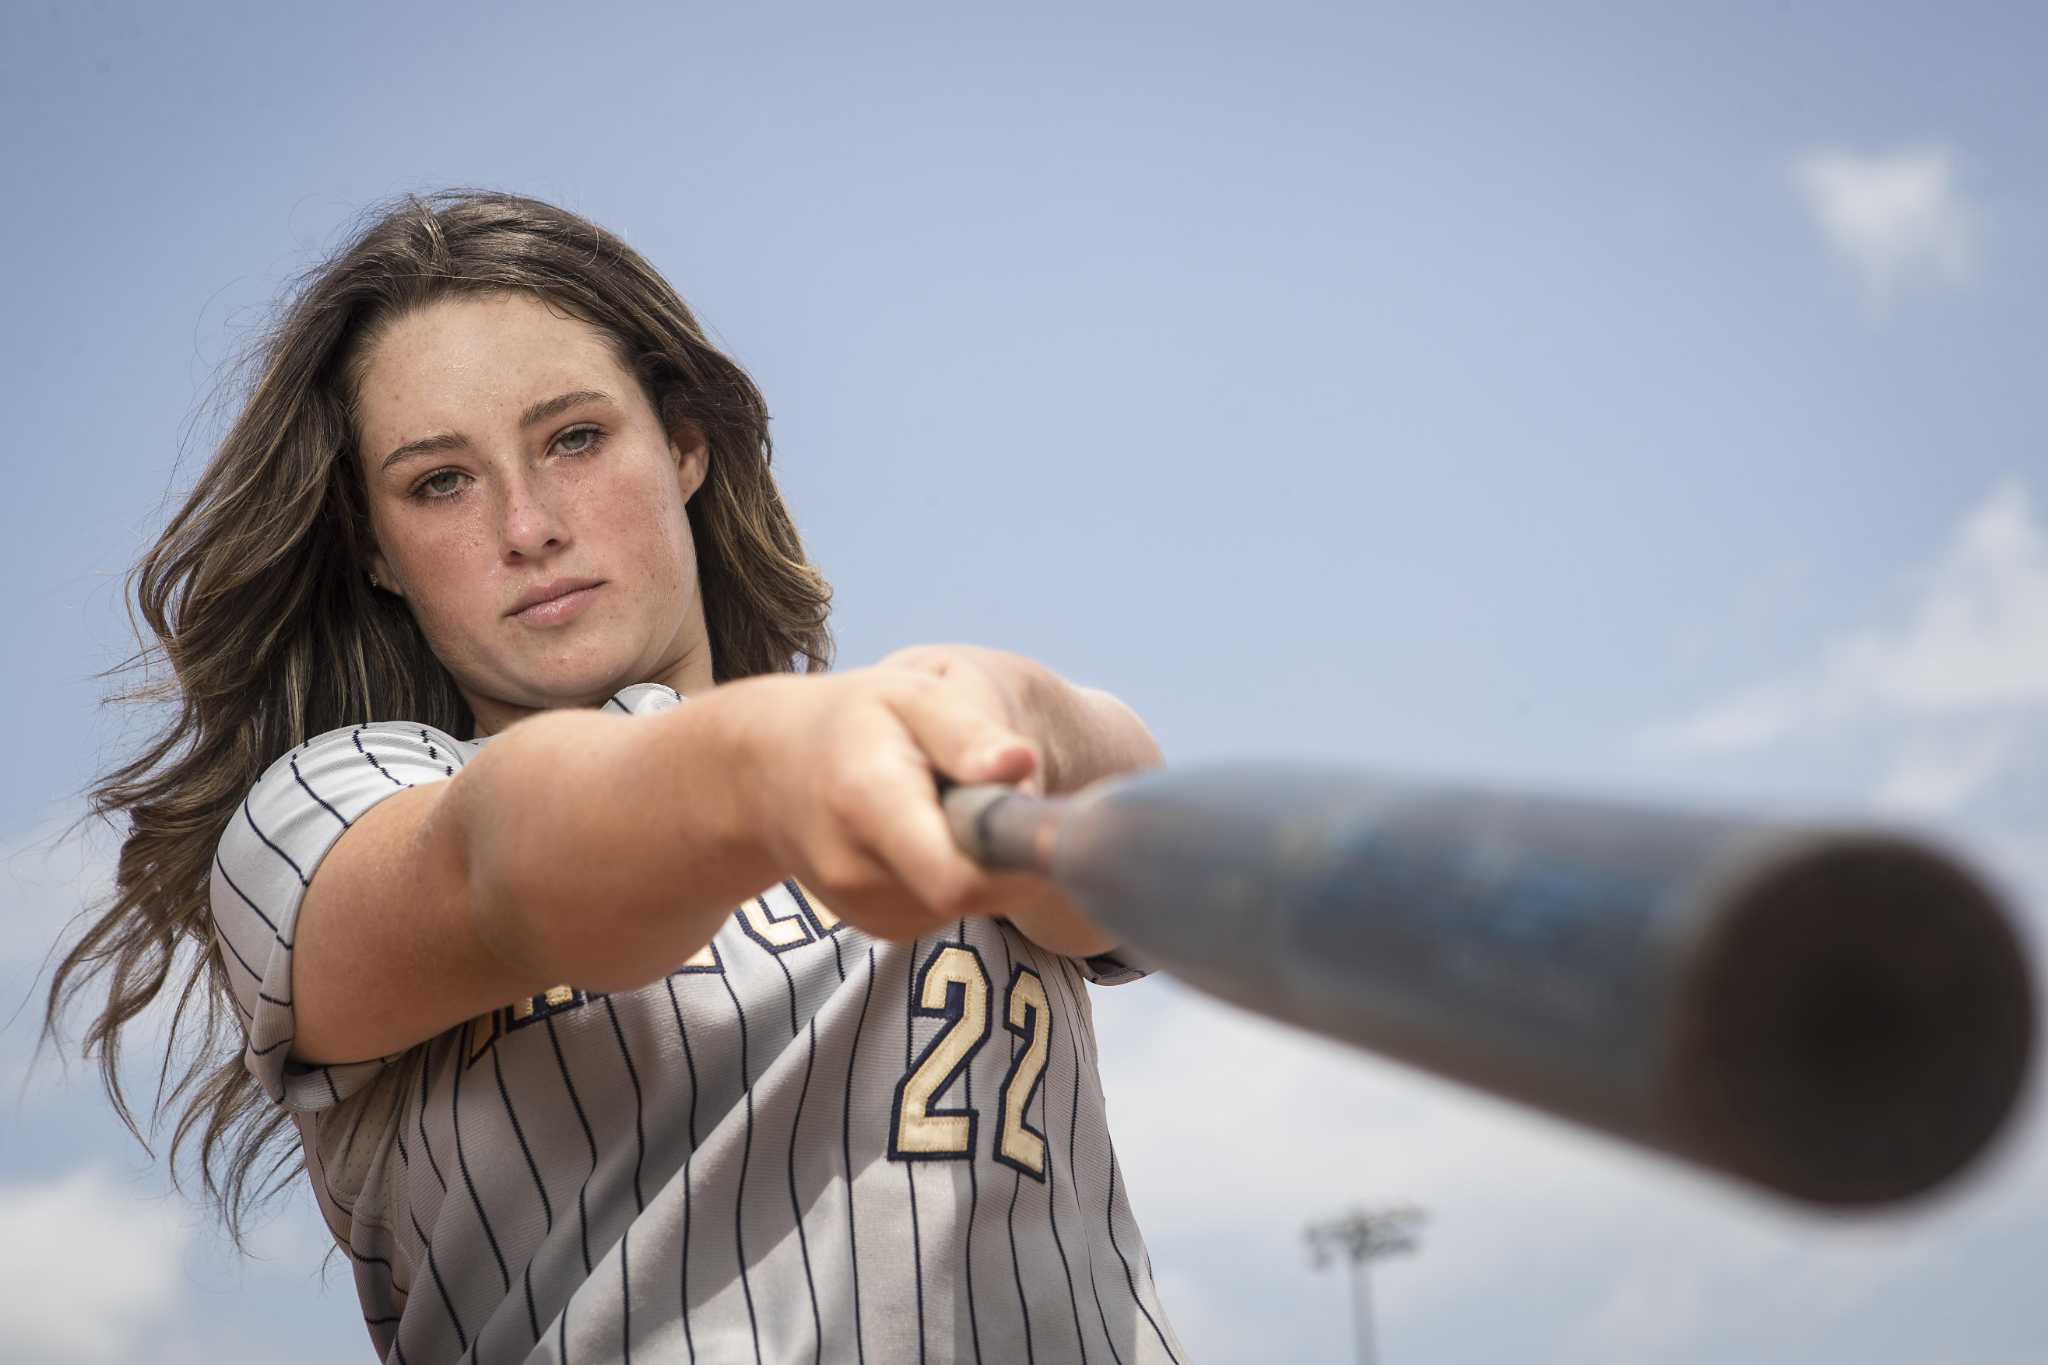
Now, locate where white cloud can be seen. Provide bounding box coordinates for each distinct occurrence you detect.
[0,1166,193,1362]
[1640,676,1811,755]
[1640,477,2048,815]
[1787,143,1983,317]
[1864,478,2048,710]
[1871,726,2022,817]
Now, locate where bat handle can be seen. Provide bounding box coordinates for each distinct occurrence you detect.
[940,781,1061,873]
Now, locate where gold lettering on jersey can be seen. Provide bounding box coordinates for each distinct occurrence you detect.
[461,984,592,1066]
[996,967,1052,1178]
[791,879,841,931]
[890,945,993,1159]
[740,893,813,949]
[671,933,725,976]
[509,984,576,1023]
[464,1010,504,1067]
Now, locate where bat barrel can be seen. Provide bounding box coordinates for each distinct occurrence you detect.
[948,766,2036,1208]
[1663,830,2031,1206]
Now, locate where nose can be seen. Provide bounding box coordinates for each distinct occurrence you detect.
[496,468,568,561]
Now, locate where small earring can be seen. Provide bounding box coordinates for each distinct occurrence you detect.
[368,571,381,591]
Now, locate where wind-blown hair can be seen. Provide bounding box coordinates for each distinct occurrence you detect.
[44,189,833,1242]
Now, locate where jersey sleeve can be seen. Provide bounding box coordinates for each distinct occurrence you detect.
[1073,948,1150,985]
[210,722,468,1114]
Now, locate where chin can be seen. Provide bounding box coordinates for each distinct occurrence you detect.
[501,652,650,709]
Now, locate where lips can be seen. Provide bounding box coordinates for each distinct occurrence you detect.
[507,577,605,624]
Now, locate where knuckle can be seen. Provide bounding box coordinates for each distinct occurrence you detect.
[920,869,981,922]
[880,644,951,675]
[825,880,924,942]
[808,848,871,900]
[885,668,941,702]
[820,765,877,825]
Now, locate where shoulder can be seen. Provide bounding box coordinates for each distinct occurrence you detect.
[260,721,471,811]
[217,721,472,882]
[210,721,471,1108]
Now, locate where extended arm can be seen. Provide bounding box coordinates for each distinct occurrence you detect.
[289,668,1046,1064]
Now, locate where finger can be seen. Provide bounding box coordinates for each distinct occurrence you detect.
[840,745,997,922]
[885,683,1040,789]
[801,841,950,942]
[862,790,987,922]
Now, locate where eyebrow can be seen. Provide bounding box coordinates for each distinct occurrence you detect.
[378,389,616,472]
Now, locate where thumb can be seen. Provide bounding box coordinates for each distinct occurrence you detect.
[976,739,1041,791]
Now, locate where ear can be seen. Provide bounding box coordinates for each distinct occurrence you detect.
[365,545,403,598]
[670,420,710,503]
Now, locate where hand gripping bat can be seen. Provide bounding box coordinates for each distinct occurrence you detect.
[942,766,2036,1209]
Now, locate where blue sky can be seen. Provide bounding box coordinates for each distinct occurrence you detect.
[4,3,2044,1362]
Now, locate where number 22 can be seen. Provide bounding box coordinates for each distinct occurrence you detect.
[889,944,1053,1180]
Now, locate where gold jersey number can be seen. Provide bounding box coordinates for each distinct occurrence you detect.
[889,944,1054,1180]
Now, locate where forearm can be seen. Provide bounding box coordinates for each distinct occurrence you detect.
[295,664,1059,1064]
[459,677,794,992]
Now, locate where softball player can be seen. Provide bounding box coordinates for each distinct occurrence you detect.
[59,190,1185,1365]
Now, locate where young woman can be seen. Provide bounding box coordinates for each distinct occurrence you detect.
[52,190,1185,1365]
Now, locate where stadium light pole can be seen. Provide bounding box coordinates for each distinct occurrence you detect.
[1305,1204,1425,1365]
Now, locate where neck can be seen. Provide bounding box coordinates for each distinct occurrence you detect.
[652,637,719,699]
[465,641,720,739]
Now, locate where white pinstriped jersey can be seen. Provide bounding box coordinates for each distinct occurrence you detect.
[210,682,1184,1365]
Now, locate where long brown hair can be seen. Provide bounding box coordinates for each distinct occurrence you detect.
[44,189,832,1242]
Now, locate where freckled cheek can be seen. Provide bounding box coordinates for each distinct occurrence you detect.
[386,517,502,642]
[604,473,695,595]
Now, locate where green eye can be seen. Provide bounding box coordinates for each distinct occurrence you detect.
[555,425,604,456]
[417,469,468,499]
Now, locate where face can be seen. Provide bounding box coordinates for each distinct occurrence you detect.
[354,291,713,734]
